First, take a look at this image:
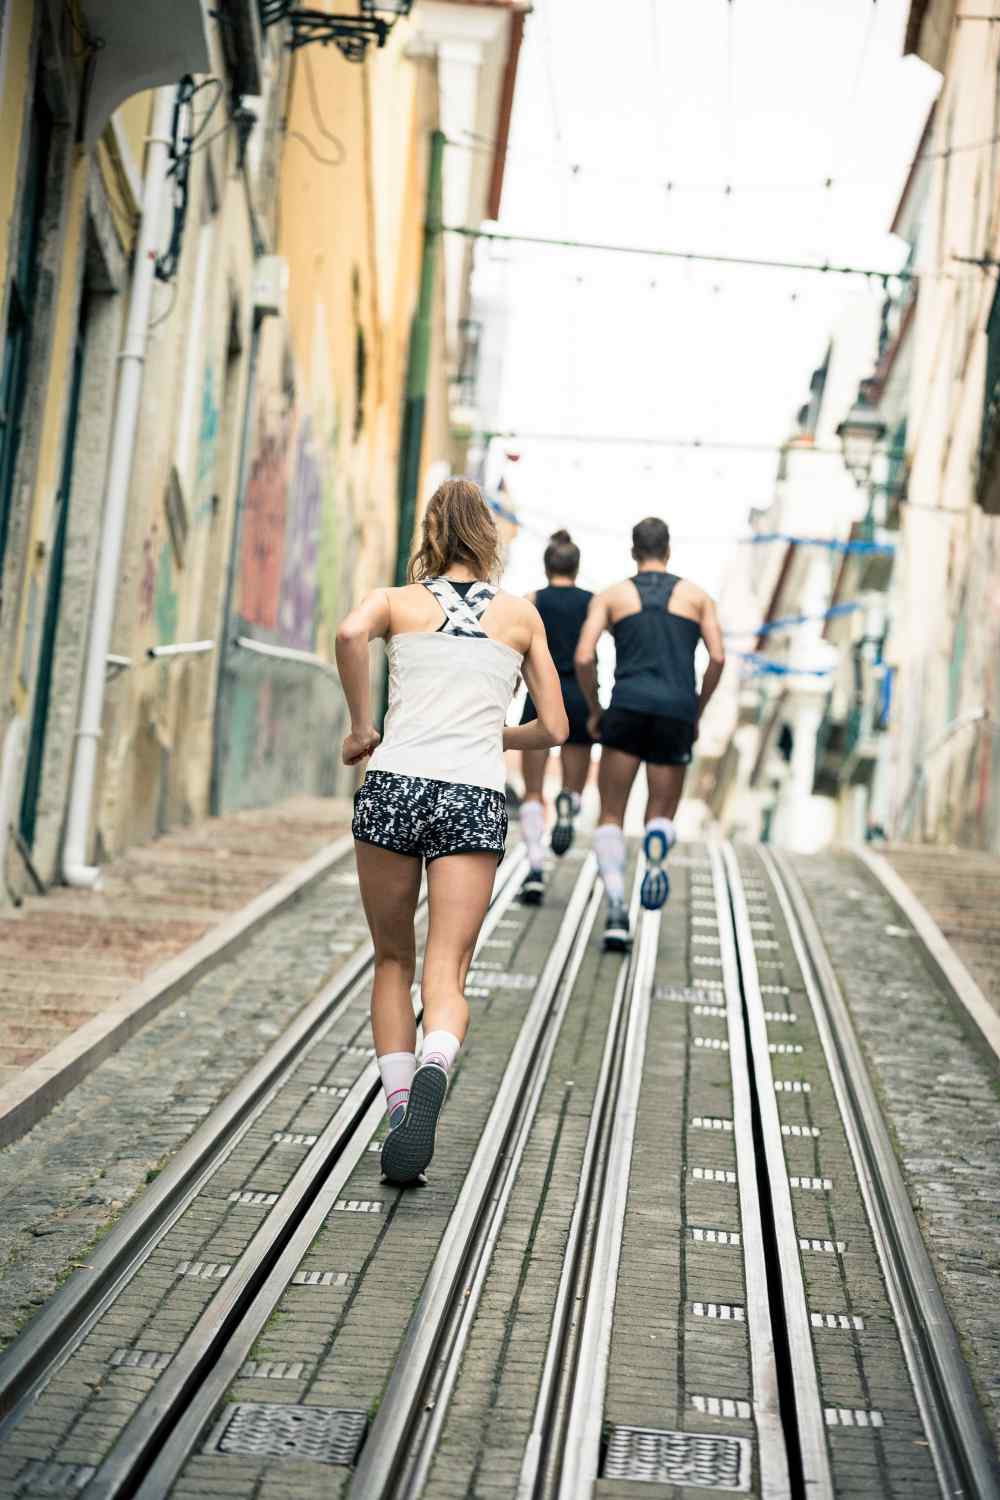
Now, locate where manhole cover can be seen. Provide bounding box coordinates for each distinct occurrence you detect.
[208,1403,367,1465]
[603,1426,751,1490]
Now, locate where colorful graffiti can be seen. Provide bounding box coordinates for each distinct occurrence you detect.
[239,414,290,631]
[277,417,323,650]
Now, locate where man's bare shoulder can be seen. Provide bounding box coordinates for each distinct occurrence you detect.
[675,577,716,611]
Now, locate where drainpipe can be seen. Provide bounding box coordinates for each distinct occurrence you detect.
[393,128,445,588]
[62,87,176,887]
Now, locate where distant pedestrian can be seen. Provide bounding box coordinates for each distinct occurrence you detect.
[335,479,567,1185]
[517,529,594,905]
[575,516,725,950]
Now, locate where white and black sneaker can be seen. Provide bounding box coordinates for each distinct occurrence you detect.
[380,1063,447,1184]
[603,898,630,952]
[519,869,545,905]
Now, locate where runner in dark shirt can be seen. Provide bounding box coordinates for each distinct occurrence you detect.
[517,531,593,904]
[575,516,725,949]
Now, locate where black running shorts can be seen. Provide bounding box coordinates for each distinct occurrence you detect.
[353,769,508,863]
[520,673,592,745]
[598,706,695,766]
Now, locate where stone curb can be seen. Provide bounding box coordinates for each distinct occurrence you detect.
[854,846,1000,1069]
[0,833,354,1150]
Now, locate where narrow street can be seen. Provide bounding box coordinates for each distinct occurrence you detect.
[0,828,996,1498]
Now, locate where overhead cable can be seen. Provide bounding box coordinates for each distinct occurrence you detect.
[445,222,911,282]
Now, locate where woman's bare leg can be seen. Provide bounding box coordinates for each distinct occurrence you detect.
[355,842,422,1055]
[421,852,498,1040]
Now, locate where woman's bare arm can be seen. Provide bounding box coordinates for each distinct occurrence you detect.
[503,606,568,751]
[334,590,391,765]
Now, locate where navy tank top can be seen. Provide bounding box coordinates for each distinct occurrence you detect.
[535,584,592,676]
[610,573,700,721]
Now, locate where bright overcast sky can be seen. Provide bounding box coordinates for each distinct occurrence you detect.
[482,0,940,598]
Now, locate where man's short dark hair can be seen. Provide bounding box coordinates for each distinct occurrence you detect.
[631,516,670,561]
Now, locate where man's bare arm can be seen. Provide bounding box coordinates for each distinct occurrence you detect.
[574,592,610,719]
[696,595,726,725]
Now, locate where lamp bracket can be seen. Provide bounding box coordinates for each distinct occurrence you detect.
[259,5,389,60]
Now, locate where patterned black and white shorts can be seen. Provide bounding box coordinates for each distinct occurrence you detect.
[353,770,508,864]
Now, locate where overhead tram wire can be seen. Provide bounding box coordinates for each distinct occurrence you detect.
[444,222,915,282]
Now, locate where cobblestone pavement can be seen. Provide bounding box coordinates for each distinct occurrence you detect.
[0,856,365,1349]
[880,844,1000,1017]
[0,837,996,1498]
[0,796,349,1088]
[792,850,1000,1449]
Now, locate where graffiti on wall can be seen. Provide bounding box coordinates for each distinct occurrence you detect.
[278,417,323,650]
[239,407,291,631]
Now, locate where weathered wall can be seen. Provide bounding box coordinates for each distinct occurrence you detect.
[892,7,1000,849]
[216,25,442,810]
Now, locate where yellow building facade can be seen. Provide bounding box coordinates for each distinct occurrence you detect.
[0,0,526,901]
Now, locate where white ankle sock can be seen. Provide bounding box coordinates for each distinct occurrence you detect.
[520,798,546,870]
[569,791,582,815]
[421,1029,461,1076]
[378,1050,416,1118]
[645,816,676,852]
[593,823,627,903]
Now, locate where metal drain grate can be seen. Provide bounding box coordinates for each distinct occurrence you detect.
[208,1403,367,1465]
[603,1426,751,1490]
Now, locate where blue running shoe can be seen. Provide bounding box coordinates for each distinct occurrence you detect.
[640,827,671,911]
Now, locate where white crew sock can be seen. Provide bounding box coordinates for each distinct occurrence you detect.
[645,815,676,853]
[420,1028,462,1076]
[593,823,627,904]
[519,798,546,871]
[378,1050,417,1123]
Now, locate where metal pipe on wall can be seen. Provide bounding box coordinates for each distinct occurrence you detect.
[62,87,176,887]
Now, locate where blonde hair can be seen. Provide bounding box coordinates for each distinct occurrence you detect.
[408,477,502,583]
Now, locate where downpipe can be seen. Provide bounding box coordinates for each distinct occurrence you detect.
[62,87,175,887]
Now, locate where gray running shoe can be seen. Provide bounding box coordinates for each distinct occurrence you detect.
[380,1063,447,1184]
[550,790,576,857]
[603,898,630,952]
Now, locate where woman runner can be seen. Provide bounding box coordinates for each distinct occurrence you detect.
[517,530,594,905]
[335,479,568,1185]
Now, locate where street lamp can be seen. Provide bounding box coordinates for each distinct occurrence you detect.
[836,396,887,489]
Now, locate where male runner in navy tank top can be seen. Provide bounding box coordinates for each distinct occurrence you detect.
[517,530,593,904]
[575,516,725,950]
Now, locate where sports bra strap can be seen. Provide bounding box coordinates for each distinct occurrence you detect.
[424,577,497,638]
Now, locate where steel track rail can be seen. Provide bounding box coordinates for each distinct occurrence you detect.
[710,842,794,1500]
[555,868,660,1500]
[721,842,833,1500]
[81,851,529,1500]
[0,851,524,1440]
[517,869,644,1500]
[347,855,601,1499]
[764,847,1000,1500]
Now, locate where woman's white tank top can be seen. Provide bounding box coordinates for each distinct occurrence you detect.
[367,578,522,795]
